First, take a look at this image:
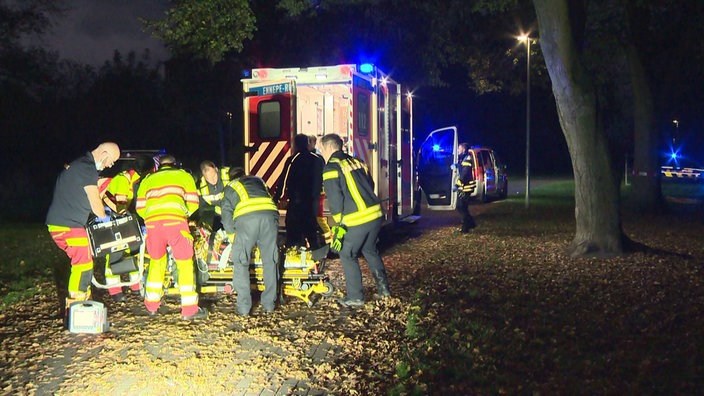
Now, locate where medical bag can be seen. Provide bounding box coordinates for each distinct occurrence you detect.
[87,214,143,258]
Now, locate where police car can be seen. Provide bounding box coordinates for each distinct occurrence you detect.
[416,126,508,211]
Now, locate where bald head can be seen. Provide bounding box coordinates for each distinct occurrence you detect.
[92,142,120,171]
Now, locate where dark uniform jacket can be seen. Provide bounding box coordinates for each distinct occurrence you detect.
[322,150,382,227]
[273,150,323,206]
[455,152,476,194]
[221,176,278,235]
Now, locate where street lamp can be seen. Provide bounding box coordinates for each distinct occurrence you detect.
[518,34,531,209]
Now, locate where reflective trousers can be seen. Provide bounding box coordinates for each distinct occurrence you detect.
[47,225,93,300]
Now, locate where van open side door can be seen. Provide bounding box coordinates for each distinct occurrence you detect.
[416,126,458,210]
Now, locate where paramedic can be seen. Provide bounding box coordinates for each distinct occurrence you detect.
[308,134,332,245]
[222,167,279,316]
[136,155,207,320]
[46,142,121,318]
[102,157,152,302]
[197,160,231,230]
[273,134,323,249]
[454,143,477,233]
[320,134,391,307]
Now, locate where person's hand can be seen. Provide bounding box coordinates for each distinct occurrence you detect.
[330,225,347,253]
[95,215,111,223]
[450,163,457,171]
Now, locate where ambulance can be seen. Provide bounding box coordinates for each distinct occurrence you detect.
[240,63,418,224]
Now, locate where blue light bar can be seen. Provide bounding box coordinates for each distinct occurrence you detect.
[359,63,374,74]
[432,144,441,152]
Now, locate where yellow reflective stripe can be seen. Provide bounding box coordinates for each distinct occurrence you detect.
[232,181,249,200]
[66,236,89,247]
[48,225,70,232]
[234,198,278,218]
[332,213,342,223]
[338,159,368,214]
[323,170,338,180]
[341,204,382,226]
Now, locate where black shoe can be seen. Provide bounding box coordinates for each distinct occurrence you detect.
[337,298,364,307]
[111,293,126,303]
[181,307,208,321]
[130,289,141,296]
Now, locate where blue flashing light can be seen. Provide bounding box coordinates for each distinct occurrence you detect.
[671,152,678,160]
[432,144,441,152]
[359,63,374,74]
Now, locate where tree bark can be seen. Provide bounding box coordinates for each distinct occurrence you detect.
[533,0,623,257]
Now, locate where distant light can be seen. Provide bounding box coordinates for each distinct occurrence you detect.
[380,77,388,86]
[406,91,413,99]
[359,63,374,73]
[671,152,678,160]
[242,70,251,78]
[315,74,327,80]
[517,34,529,42]
[432,144,441,152]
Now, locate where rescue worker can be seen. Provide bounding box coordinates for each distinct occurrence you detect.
[454,143,477,233]
[46,142,121,320]
[136,155,207,320]
[222,167,279,316]
[308,134,332,245]
[273,134,323,250]
[102,157,152,302]
[197,160,231,230]
[319,134,391,307]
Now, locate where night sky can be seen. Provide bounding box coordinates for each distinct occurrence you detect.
[36,1,572,176]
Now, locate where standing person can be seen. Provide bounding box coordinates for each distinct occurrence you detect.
[46,142,121,318]
[319,134,391,307]
[102,157,152,301]
[454,143,477,233]
[136,155,207,320]
[222,167,280,316]
[197,160,231,230]
[273,134,323,250]
[308,134,332,245]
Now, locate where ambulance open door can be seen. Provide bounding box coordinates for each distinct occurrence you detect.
[243,80,296,191]
[416,126,458,210]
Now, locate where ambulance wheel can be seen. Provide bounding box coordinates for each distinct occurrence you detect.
[320,281,334,297]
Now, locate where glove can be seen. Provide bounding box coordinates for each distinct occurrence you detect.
[450,163,457,171]
[95,215,111,223]
[330,225,347,253]
[452,185,459,192]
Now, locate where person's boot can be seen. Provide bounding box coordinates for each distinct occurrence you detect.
[372,270,391,299]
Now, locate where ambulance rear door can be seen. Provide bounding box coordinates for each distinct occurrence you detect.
[350,73,374,181]
[416,126,458,210]
[243,79,296,191]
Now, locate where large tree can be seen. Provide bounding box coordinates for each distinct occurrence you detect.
[147,0,697,257]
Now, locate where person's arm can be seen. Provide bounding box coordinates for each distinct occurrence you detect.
[85,185,107,218]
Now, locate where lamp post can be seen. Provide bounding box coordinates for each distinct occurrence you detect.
[518,34,531,209]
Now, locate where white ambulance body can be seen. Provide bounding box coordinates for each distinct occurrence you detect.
[241,63,418,223]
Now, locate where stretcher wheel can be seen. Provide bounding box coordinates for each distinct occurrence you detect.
[320,281,334,297]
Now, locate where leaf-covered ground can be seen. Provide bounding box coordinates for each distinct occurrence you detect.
[1,196,703,395]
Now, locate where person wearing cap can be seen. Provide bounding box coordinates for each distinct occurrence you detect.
[46,142,121,321]
[136,155,207,320]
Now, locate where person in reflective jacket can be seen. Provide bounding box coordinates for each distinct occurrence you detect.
[221,167,280,316]
[136,155,207,321]
[320,134,391,308]
[197,161,231,230]
[454,143,477,233]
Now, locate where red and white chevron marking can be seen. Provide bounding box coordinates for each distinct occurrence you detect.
[248,141,291,188]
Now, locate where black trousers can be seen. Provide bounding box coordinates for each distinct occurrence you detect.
[456,194,476,232]
[285,200,321,250]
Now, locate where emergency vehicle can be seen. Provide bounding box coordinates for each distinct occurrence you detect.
[241,63,418,223]
[416,126,508,209]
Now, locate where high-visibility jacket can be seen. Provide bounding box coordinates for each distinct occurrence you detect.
[106,169,141,212]
[455,153,477,193]
[198,167,230,215]
[322,150,382,227]
[136,165,199,223]
[221,176,278,234]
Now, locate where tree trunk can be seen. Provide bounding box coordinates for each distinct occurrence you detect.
[533,0,623,257]
[625,38,662,211]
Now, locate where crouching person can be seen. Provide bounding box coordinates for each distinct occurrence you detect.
[135,155,207,320]
[221,167,279,316]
